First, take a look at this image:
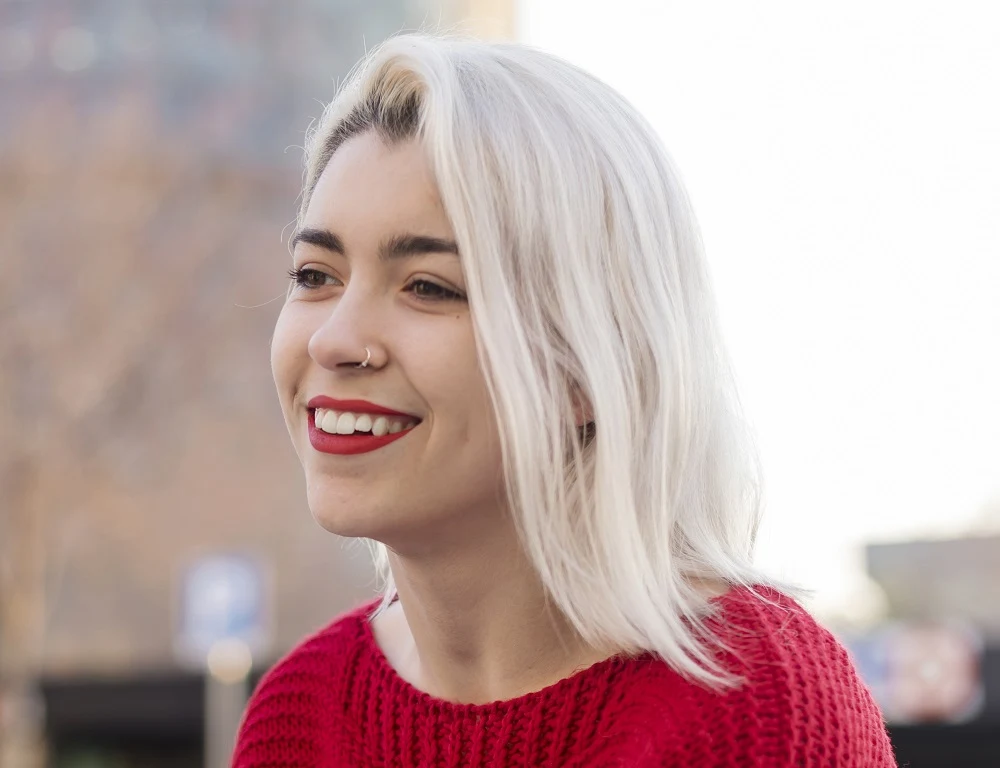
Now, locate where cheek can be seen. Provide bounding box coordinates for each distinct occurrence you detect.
[422,332,498,448]
[270,306,306,404]
[405,322,486,409]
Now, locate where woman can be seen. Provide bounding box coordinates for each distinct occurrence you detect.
[232,34,896,767]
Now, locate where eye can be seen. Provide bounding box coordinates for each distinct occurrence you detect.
[287,267,338,290]
[405,279,466,302]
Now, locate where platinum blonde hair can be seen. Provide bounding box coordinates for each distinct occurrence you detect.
[299,34,778,687]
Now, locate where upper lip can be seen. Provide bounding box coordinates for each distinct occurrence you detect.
[306,395,419,419]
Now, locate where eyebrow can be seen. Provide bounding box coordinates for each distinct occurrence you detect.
[290,227,459,261]
[291,227,344,254]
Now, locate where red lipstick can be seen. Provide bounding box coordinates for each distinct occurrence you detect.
[306,395,416,418]
[306,396,419,455]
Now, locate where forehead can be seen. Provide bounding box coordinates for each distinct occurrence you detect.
[304,133,450,235]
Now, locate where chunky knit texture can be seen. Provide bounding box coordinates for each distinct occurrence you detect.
[232,587,896,767]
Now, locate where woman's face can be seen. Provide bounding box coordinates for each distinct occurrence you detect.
[271,132,505,547]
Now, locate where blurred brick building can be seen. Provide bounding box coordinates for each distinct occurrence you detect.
[0,1,514,766]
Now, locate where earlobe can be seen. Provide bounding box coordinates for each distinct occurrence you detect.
[570,386,596,444]
[570,385,593,428]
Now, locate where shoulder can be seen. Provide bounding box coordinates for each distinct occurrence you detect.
[610,587,896,766]
[249,597,375,700]
[706,586,897,766]
[711,586,869,687]
[231,599,378,768]
[711,585,845,665]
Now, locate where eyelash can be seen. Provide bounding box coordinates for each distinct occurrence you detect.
[286,268,465,302]
[286,267,334,289]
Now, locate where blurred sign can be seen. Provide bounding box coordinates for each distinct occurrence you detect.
[175,553,270,668]
[847,621,984,725]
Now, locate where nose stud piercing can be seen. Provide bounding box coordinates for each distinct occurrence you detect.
[355,346,371,369]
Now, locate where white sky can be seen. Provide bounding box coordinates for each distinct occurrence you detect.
[519,1,1000,621]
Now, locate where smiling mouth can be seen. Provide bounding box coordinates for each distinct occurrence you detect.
[312,407,419,436]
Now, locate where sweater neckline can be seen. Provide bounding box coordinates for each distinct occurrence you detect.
[354,601,640,716]
[352,588,746,716]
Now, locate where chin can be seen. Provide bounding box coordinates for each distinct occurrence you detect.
[306,492,410,544]
[308,499,380,540]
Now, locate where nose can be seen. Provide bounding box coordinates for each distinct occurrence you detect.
[307,283,382,371]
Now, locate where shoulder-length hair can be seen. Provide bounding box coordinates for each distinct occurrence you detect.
[298,34,778,688]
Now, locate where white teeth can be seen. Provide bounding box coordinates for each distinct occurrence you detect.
[321,410,340,433]
[335,412,356,434]
[314,408,416,436]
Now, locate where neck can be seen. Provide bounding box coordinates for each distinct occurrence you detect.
[373,517,611,705]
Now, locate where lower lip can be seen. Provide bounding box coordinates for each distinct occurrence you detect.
[307,410,416,455]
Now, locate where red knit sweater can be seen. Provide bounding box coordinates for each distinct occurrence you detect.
[232,587,896,767]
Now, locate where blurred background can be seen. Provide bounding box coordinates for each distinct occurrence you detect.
[0,1,997,766]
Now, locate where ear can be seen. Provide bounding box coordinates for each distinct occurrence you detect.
[570,385,596,446]
[570,384,593,428]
